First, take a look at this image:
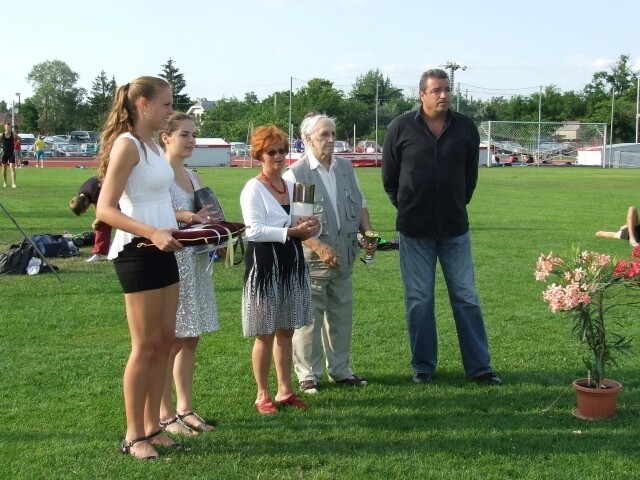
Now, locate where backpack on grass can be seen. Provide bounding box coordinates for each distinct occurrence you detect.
[29,234,75,257]
[0,240,35,274]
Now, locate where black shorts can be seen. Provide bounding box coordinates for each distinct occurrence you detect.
[619,225,640,242]
[113,240,179,293]
[2,153,15,164]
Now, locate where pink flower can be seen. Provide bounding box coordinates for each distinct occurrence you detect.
[536,247,637,388]
[535,253,563,281]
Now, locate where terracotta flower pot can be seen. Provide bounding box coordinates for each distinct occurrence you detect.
[572,378,622,420]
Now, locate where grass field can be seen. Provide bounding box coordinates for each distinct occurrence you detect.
[1,165,639,479]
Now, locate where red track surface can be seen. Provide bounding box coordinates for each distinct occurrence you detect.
[32,157,99,168]
[230,153,382,168]
[35,153,383,169]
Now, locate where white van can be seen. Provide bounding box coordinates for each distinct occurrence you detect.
[19,133,36,156]
[229,142,248,156]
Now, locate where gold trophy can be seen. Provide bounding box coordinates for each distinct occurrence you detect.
[361,230,379,265]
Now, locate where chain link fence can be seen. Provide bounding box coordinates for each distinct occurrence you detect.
[612,149,640,168]
[478,121,608,167]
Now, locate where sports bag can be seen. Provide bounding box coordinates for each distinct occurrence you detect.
[0,240,35,274]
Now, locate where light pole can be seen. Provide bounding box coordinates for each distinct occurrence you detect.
[635,75,639,144]
[15,93,20,129]
[441,61,466,111]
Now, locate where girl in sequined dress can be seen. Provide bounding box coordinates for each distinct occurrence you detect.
[158,113,219,435]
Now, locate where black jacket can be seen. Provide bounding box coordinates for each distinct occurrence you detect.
[382,109,479,238]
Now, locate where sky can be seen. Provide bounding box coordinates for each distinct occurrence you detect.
[5,0,640,108]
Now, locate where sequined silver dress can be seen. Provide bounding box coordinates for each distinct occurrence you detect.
[169,169,220,338]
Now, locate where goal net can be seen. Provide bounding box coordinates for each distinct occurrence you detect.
[478,121,608,167]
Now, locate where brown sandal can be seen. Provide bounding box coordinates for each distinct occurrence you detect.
[177,411,216,432]
[147,429,183,450]
[120,435,157,460]
[160,415,198,436]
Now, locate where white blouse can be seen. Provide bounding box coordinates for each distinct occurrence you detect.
[240,178,293,243]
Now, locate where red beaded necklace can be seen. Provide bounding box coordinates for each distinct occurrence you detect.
[261,172,287,195]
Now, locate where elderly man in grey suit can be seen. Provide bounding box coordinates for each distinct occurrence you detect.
[283,113,376,394]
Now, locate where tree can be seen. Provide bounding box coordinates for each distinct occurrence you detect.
[350,69,403,106]
[87,70,117,131]
[199,96,252,141]
[159,58,192,112]
[26,60,85,134]
[19,98,40,133]
[582,54,639,142]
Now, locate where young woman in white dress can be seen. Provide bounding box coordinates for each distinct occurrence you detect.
[96,76,183,460]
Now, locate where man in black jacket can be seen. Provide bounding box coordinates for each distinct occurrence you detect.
[382,69,500,386]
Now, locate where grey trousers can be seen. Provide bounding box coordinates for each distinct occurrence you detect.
[292,272,354,383]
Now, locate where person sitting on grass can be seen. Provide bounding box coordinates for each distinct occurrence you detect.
[596,205,640,246]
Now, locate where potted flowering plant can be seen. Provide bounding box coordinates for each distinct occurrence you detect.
[535,246,640,419]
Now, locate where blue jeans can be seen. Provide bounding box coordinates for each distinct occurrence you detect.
[399,232,493,378]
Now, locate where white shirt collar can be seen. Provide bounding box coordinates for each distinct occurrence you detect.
[307,150,335,172]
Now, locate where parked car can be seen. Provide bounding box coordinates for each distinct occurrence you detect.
[334,140,351,153]
[61,144,84,157]
[355,140,382,153]
[81,143,98,156]
[495,141,528,154]
[538,142,563,154]
[69,131,100,144]
[52,142,69,157]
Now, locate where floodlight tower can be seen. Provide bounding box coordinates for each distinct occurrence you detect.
[441,62,466,111]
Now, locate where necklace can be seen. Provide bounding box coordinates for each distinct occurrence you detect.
[261,172,287,195]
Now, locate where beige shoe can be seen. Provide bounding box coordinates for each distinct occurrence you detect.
[86,254,108,262]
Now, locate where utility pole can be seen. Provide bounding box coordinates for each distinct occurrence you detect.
[15,93,20,128]
[636,72,640,143]
[441,62,466,111]
[45,94,49,134]
[375,80,379,166]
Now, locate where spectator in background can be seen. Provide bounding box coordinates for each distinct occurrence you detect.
[69,176,112,262]
[2,122,18,188]
[13,129,22,168]
[596,205,640,247]
[34,136,46,168]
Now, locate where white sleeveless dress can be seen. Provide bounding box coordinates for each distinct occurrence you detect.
[108,133,177,259]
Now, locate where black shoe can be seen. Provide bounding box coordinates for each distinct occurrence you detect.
[472,372,502,386]
[336,374,368,387]
[412,372,432,384]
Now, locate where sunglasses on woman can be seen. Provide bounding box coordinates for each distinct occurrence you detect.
[265,148,287,157]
